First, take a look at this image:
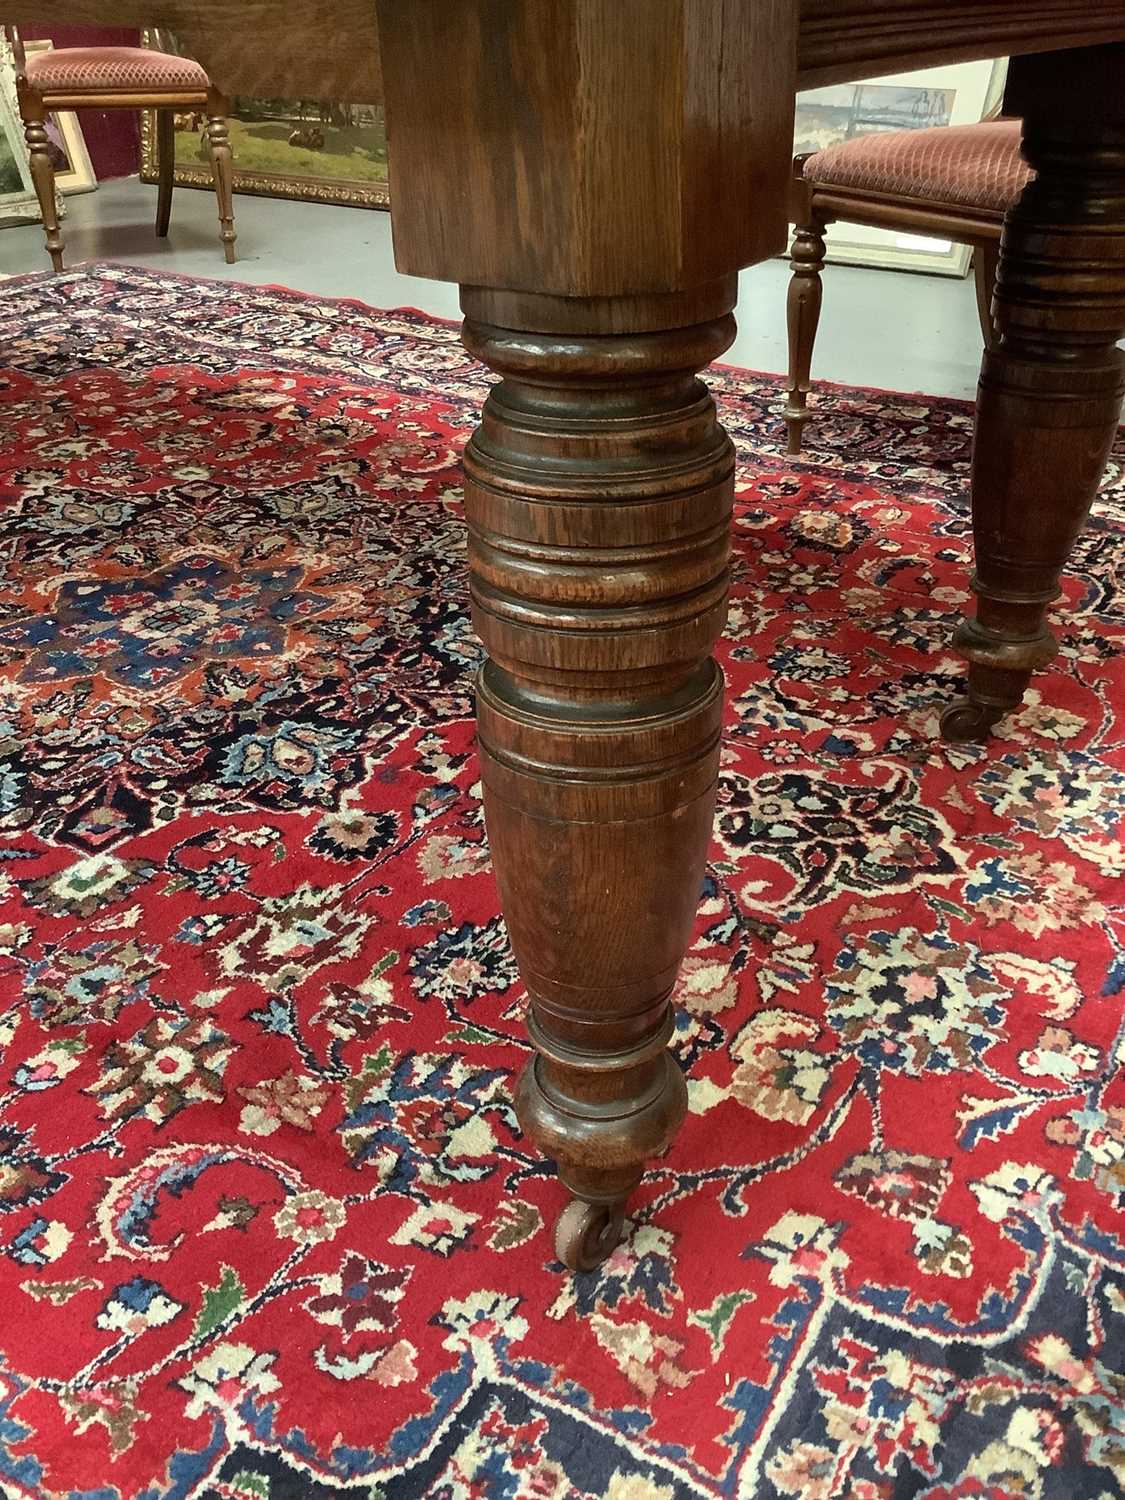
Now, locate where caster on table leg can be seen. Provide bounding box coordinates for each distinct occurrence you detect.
[940,654,1032,745]
[939,697,1004,744]
[555,1198,626,1272]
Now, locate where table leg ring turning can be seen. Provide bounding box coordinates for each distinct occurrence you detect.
[461,285,737,1269]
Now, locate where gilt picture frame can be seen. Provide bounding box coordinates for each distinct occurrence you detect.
[0,31,46,226]
[138,28,389,212]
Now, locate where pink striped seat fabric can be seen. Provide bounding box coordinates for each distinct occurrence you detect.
[25,46,209,95]
[803,120,1031,214]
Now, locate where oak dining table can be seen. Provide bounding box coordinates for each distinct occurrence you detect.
[14,0,1125,1269]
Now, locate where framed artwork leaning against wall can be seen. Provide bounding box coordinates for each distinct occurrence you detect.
[21,40,96,194]
[0,30,52,226]
[138,28,388,211]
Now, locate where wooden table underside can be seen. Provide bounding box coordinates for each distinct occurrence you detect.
[18,1,1125,95]
[13,1,1125,1269]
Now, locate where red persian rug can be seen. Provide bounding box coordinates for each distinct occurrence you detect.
[0,264,1123,1500]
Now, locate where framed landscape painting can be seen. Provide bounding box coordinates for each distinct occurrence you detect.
[138,28,388,210]
[794,58,1008,276]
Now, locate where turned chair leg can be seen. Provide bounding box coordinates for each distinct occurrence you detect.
[155,107,175,238]
[205,89,237,264]
[23,104,64,273]
[973,239,1000,350]
[784,214,828,455]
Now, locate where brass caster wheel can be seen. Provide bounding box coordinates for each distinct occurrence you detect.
[940,697,1002,745]
[554,1198,625,1273]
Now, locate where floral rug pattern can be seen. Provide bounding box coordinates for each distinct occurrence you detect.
[0,264,1123,1499]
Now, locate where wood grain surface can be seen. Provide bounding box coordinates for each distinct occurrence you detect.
[4,1,383,100]
[798,0,1125,85]
[376,0,796,296]
[942,42,1125,740]
[10,2,1125,104]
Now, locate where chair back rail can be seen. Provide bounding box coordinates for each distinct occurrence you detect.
[4,26,27,80]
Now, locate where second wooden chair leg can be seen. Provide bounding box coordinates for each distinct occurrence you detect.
[205,91,237,265]
[784,216,828,455]
[156,108,175,238]
[24,110,64,273]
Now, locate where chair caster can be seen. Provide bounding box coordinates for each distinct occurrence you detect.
[940,697,1003,744]
[554,1197,625,1272]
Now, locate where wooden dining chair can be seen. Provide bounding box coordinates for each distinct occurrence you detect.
[7,26,237,272]
[783,119,1032,454]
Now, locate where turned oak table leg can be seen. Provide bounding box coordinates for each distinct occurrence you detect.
[943,46,1125,742]
[375,0,796,1268]
[461,283,736,1268]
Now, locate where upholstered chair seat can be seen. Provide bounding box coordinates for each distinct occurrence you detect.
[24,45,210,95]
[801,119,1030,214]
